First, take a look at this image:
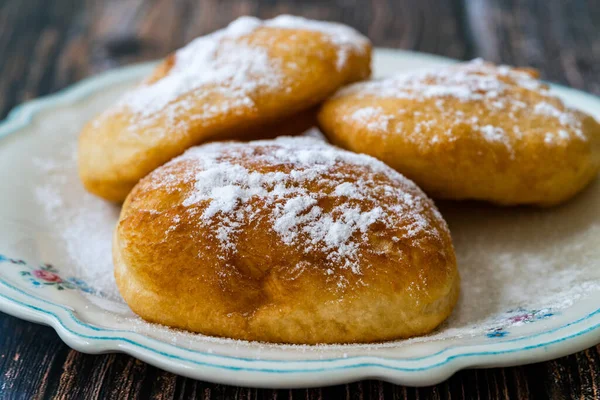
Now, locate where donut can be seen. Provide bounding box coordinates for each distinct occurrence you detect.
[318,59,600,206]
[113,137,459,344]
[79,15,372,202]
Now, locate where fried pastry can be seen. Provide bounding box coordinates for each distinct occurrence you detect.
[318,60,600,206]
[114,137,459,344]
[79,15,372,202]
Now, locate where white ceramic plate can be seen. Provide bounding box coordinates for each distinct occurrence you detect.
[1,49,599,388]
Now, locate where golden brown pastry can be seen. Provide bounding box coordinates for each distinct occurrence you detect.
[114,137,459,344]
[79,15,372,202]
[318,59,600,206]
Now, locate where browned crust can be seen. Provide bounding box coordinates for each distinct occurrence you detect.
[114,141,459,344]
[318,64,600,206]
[79,27,372,202]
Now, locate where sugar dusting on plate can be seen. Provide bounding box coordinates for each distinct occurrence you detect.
[34,131,600,353]
[33,144,122,301]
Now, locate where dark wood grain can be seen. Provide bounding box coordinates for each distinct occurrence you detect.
[1,0,600,398]
[1,311,599,399]
[463,0,600,93]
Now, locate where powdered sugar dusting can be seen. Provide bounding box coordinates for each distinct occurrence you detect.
[115,15,368,130]
[348,106,392,131]
[476,124,512,150]
[339,58,543,101]
[338,59,588,146]
[533,101,585,139]
[119,17,281,125]
[151,137,440,275]
[33,144,122,300]
[439,197,600,337]
[122,42,279,120]
[266,15,369,70]
[32,131,600,352]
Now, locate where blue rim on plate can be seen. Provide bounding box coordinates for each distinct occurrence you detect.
[0,49,599,388]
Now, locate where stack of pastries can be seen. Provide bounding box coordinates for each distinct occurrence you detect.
[79,15,600,344]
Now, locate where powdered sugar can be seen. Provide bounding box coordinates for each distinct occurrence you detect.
[20,51,600,358]
[33,144,122,300]
[32,130,600,351]
[533,101,585,139]
[338,58,539,101]
[119,18,281,123]
[439,197,600,334]
[337,59,588,146]
[476,124,512,151]
[117,15,368,127]
[265,15,369,70]
[122,41,280,119]
[348,106,392,131]
[478,125,505,142]
[151,137,438,275]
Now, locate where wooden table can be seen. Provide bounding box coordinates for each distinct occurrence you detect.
[1,0,599,398]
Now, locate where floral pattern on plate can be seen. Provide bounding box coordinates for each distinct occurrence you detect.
[486,308,556,338]
[0,254,94,293]
[2,252,559,340]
